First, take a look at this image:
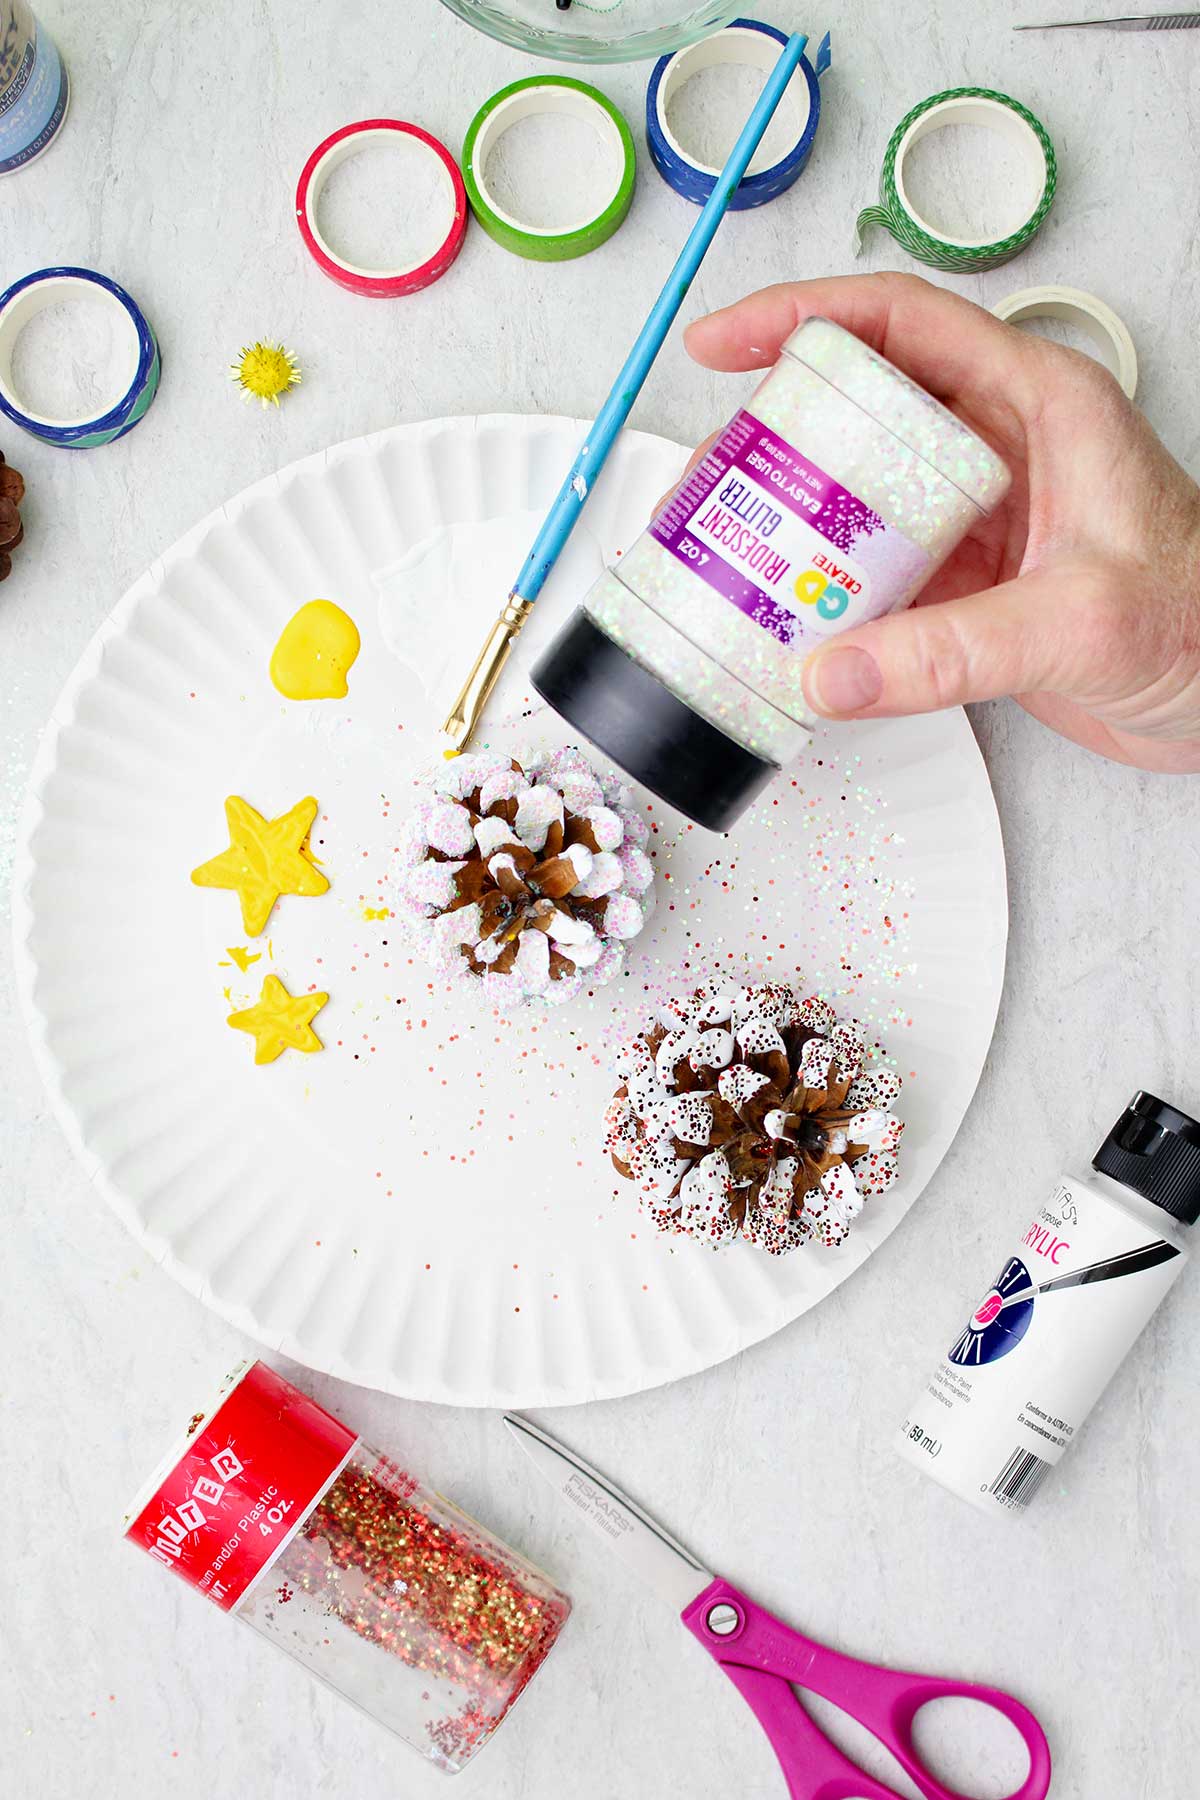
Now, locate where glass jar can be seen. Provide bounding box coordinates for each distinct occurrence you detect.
[435,0,737,65]
[532,317,1011,830]
[0,3,70,176]
[125,1361,570,1773]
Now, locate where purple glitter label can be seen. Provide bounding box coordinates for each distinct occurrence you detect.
[651,410,929,648]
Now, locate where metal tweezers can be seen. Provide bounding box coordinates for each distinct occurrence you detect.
[1015,11,1200,25]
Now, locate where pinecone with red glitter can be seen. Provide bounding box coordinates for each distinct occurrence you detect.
[605,977,903,1254]
[0,452,25,582]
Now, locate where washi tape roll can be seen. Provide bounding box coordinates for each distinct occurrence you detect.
[462,76,636,262]
[0,3,70,176]
[993,285,1138,400]
[0,267,160,448]
[295,119,468,298]
[646,19,831,210]
[855,88,1056,273]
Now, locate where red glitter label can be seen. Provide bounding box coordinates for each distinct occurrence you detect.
[126,1362,357,1611]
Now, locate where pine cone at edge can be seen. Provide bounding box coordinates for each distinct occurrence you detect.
[0,450,26,581]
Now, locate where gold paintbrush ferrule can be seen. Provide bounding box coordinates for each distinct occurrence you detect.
[441,592,534,755]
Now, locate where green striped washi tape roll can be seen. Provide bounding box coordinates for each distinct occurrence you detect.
[463,75,636,262]
[855,88,1057,274]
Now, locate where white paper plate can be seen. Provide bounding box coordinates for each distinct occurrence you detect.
[13,415,1007,1407]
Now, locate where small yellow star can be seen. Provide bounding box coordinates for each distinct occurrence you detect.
[228,975,328,1065]
[191,794,328,936]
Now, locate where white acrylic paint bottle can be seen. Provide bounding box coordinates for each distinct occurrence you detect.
[896,1092,1200,1517]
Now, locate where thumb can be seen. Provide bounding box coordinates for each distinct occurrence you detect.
[801,569,1095,719]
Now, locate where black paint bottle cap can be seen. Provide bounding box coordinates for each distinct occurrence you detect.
[530,608,778,833]
[1093,1091,1200,1225]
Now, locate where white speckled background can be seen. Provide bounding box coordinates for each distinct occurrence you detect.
[3,3,1199,1796]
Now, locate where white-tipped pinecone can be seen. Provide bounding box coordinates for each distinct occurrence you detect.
[605,977,903,1253]
[394,747,655,1009]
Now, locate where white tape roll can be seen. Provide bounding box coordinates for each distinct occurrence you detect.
[992,285,1138,400]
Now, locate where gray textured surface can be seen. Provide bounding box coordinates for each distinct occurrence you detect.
[3,3,1199,1797]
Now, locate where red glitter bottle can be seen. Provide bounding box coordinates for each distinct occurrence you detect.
[125,1361,570,1772]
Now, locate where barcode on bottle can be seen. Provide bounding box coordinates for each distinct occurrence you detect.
[989,1447,1051,1508]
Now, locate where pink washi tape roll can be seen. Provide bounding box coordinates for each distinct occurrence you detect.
[295,117,468,297]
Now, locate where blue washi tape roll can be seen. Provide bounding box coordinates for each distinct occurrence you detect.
[646,18,831,210]
[0,267,160,448]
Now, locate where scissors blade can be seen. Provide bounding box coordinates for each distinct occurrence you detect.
[504,1413,713,1616]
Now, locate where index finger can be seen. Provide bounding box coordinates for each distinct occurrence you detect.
[683,271,1039,426]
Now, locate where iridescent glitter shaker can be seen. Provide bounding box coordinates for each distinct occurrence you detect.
[125,1362,570,1773]
[533,317,1011,829]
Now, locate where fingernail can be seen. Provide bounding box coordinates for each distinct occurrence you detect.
[806,645,883,716]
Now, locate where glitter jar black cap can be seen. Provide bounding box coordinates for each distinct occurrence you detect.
[1093,1091,1200,1226]
[530,609,778,833]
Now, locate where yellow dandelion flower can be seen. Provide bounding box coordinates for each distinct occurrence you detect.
[230,341,301,408]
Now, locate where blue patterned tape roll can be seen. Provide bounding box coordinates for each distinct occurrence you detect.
[0,268,160,448]
[646,18,830,210]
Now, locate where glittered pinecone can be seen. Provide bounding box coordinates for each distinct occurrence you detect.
[395,746,655,1009]
[0,451,25,582]
[605,978,903,1254]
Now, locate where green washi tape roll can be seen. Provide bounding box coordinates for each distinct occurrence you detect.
[462,75,636,262]
[855,88,1057,274]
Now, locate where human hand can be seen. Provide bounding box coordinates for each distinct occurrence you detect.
[679,273,1200,773]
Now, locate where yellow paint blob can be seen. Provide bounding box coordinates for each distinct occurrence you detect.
[270,600,360,700]
[363,906,391,921]
[226,945,262,972]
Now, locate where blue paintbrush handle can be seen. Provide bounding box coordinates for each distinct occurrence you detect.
[511,30,809,606]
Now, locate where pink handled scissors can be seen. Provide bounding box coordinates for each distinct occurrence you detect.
[505,1414,1051,1800]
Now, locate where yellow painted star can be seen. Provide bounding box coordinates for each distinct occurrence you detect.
[191,794,328,936]
[227,975,328,1065]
